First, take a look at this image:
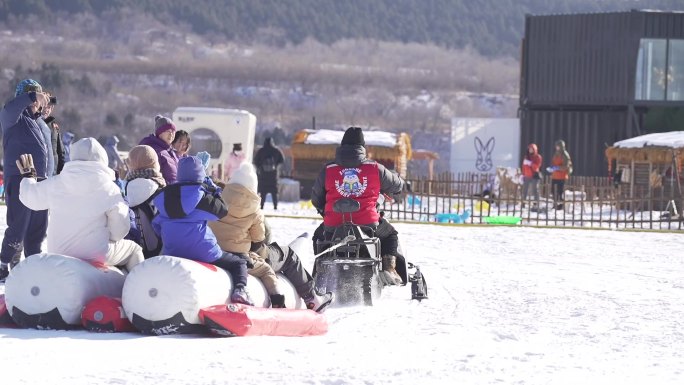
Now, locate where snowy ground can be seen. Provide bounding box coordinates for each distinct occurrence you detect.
[1,207,684,384]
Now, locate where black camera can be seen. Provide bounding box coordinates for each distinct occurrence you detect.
[49,96,57,105]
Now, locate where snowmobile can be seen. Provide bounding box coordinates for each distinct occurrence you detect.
[313,198,428,306]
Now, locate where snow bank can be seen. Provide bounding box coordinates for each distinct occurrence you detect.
[304,129,398,147]
[613,131,684,148]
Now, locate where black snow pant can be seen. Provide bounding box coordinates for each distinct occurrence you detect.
[212,252,248,287]
[0,176,48,265]
[259,187,278,210]
[262,242,315,300]
[258,174,279,210]
[552,179,565,209]
[312,218,408,284]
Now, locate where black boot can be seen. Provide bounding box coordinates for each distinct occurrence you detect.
[270,294,286,308]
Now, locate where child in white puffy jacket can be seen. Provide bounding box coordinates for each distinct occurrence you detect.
[17,138,143,271]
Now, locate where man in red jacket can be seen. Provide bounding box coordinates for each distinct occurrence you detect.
[521,143,542,208]
[311,127,408,285]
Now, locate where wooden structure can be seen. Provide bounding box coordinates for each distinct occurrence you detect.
[290,129,412,198]
[605,132,684,210]
[409,149,439,179]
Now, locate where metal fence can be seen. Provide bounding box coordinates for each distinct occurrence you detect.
[379,172,684,230]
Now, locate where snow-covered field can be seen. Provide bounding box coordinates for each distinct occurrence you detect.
[1,207,684,384]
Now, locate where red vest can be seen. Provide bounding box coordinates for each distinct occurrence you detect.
[324,162,381,227]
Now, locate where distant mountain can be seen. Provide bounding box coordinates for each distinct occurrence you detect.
[1,0,682,56]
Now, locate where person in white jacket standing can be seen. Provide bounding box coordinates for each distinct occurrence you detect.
[16,137,143,271]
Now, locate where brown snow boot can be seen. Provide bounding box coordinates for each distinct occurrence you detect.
[381,255,403,286]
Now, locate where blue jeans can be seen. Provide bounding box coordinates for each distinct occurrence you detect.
[211,251,248,287]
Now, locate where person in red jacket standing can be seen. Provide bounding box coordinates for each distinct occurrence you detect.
[521,143,542,208]
[548,140,573,210]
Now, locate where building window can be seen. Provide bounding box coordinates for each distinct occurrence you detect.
[635,38,684,101]
[635,39,667,101]
[668,40,684,101]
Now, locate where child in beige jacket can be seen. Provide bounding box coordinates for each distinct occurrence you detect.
[209,162,285,308]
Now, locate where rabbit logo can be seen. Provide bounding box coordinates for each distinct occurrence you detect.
[474,137,495,172]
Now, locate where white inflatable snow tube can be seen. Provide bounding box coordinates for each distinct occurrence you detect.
[4,254,126,329]
[122,255,303,335]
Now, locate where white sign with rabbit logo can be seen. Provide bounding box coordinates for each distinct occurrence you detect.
[450,118,520,173]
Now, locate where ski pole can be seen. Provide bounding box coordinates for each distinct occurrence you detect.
[314,235,356,258]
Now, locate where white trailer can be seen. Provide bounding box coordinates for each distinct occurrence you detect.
[172,107,256,180]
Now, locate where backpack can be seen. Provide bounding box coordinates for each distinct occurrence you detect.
[125,182,163,259]
[261,156,277,172]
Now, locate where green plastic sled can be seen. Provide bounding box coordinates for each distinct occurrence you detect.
[483,216,522,225]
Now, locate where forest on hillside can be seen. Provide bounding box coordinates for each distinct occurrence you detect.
[0,9,520,175]
[1,0,682,57]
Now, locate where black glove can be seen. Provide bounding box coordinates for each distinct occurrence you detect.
[16,154,37,179]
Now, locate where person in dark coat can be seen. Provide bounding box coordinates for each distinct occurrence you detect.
[0,79,50,281]
[41,91,64,175]
[311,127,409,285]
[253,137,284,210]
[152,156,253,305]
[139,115,179,184]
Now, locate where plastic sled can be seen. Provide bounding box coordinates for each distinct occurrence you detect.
[199,304,328,337]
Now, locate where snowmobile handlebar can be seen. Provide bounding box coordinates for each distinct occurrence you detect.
[314,235,357,258]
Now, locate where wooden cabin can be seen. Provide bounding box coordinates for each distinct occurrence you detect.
[291,129,412,198]
[605,132,684,210]
[409,149,439,179]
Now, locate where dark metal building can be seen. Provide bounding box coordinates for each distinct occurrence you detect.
[519,10,684,176]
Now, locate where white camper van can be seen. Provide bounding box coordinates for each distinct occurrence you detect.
[172,107,256,180]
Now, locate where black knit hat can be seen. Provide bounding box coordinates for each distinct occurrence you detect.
[341,127,365,146]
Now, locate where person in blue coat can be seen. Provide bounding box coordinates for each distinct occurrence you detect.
[104,135,125,172]
[0,79,50,281]
[62,131,75,162]
[152,156,253,305]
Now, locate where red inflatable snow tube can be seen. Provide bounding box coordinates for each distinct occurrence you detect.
[0,294,17,328]
[199,304,328,337]
[81,296,135,333]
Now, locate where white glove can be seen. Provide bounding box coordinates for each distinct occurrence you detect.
[16,154,37,179]
[523,159,532,166]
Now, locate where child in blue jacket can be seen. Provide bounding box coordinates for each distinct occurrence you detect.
[152,156,253,305]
